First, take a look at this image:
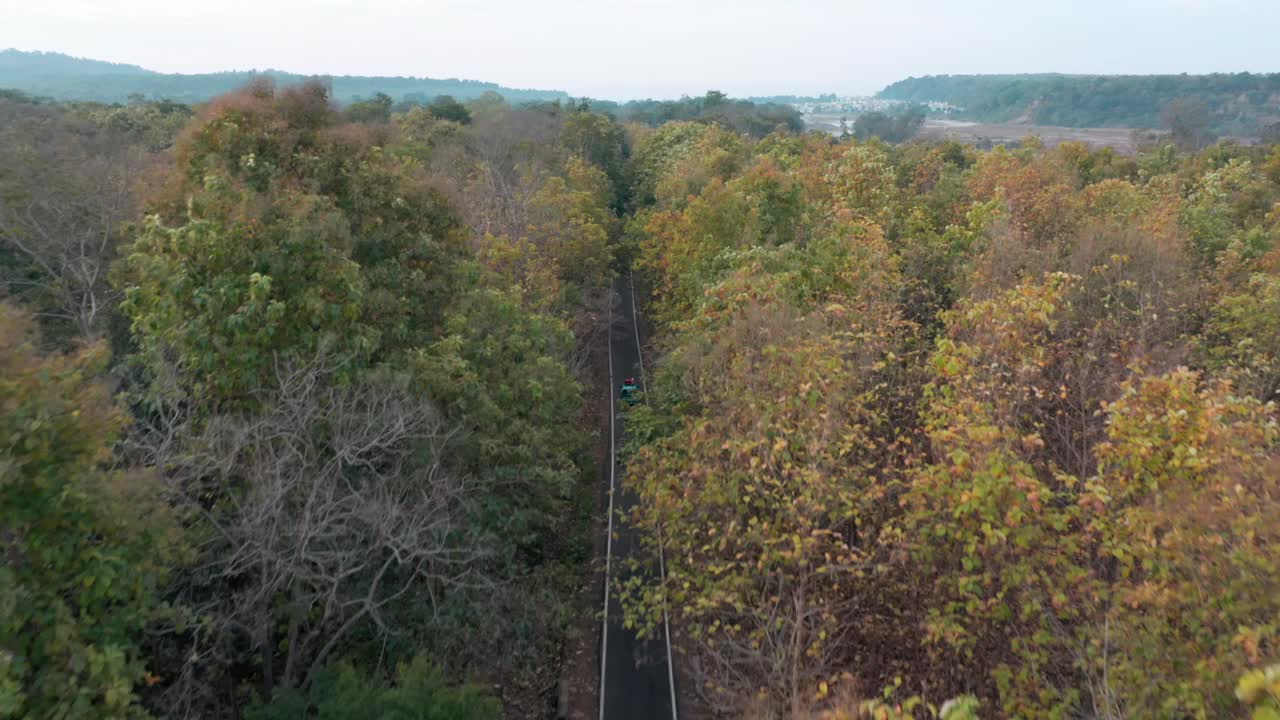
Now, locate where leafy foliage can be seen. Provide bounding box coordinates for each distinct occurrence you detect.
[246,655,499,720]
[852,108,926,144]
[0,305,177,719]
[622,112,1280,718]
[7,71,1280,720]
[1199,272,1280,401]
[604,90,803,138]
[121,80,467,406]
[107,81,600,715]
[413,283,585,550]
[1238,665,1280,720]
[879,73,1280,136]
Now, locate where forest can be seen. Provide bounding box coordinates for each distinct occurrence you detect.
[0,50,571,105]
[879,73,1280,137]
[1,75,1279,720]
[600,92,804,136]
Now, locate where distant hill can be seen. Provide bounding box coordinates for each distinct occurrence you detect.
[878,73,1280,136]
[0,49,570,105]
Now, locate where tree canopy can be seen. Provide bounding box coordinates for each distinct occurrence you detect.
[880,72,1280,136]
[2,71,1280,720]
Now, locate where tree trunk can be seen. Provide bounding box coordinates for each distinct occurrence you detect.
[260,608,275,700]
[281,582,304,689]
[790,584,806,718]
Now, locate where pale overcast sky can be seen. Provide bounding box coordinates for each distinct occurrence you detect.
[0,0,1273,100]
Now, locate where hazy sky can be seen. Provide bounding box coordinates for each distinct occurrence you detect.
[1,0,1274,100]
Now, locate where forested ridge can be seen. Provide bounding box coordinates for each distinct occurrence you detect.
[879,73,1280,137]
[1,75,1279,720]
[0,49,570,105]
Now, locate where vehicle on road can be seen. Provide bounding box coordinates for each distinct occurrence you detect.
[620,377,639,404]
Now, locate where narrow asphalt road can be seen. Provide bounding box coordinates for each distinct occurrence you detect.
[599,275,677,720]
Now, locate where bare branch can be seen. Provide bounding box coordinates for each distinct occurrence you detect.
[154,351,489,697]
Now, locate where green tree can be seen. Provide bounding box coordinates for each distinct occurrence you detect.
[1198,272,1280,401]
[123,198,374,405]
[121,80,467,406]
[626,120,744,208]
[852,107,925,144]
[345,92,393,124]
[1082,369,1280,719]
[1237,665,1280,720]
[0,304,177,719]
[622,222,908,714]
[622,297,890,715]
[246,655,499,720]
[559,109,627,207]
[1163,97,1217,151]
[412,283,584,551]
[428,95,472,125]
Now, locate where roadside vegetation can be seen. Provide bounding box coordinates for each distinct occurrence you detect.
[1,77,1278,719]
[1,79,628,718]
[619,124,1280,718]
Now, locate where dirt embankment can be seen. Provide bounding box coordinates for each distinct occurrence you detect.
[914,119,1158,153]
[803,114,1168,154]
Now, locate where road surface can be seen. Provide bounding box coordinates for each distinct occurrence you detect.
[599,275,677,720]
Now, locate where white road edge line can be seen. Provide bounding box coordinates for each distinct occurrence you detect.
[599,292,615,720]
[629,274,679,720]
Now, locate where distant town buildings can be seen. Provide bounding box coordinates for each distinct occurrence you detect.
[790,96,961,115]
